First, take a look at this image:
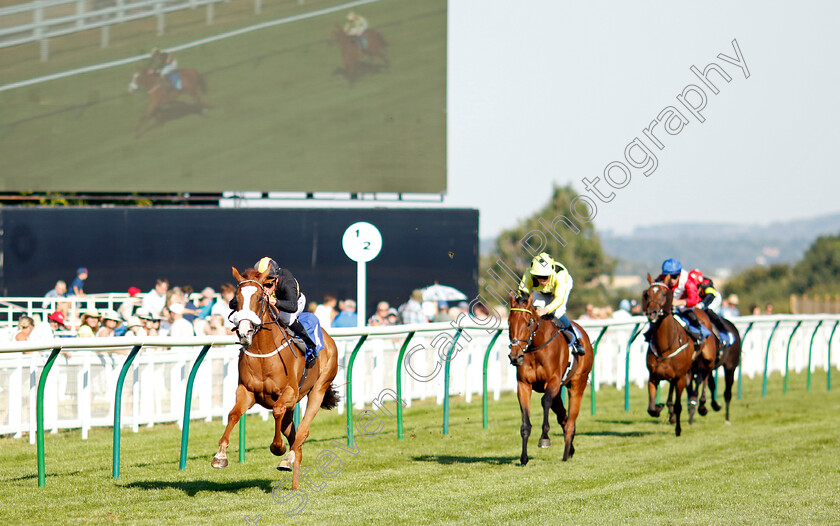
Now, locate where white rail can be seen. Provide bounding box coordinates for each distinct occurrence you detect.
[1,315,838,439]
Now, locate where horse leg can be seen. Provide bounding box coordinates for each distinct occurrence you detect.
[539,383,560,448]
[212,385,254,468]
[673,376,687,437]
[698,371,710,417]
[270,402,289,457]
[667,382,677,424]
[647,378,662,417]
[517,381,532,466]
[562,384,584,461]
[723,366,736,424]
[709,368,722,412]
[686,372,698,424]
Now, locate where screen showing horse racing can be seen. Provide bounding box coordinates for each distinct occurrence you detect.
[0,0,446,195]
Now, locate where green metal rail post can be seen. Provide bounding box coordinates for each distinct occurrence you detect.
[806,321,823,392]
[481,330,504,429]
[783,321,803,394]
[738,322,754,400]
[762,321,782,398]
[827,321,838,392]
[395,332,416,439]
[113,345,142,479]
[239,410,246,463]
[36,348,61,488]
[179,345,212,470]
[590,326,609,416]
[442,329,464,436]
[294,403,300,428]
[624,324,643,412]
[344,335,369,447]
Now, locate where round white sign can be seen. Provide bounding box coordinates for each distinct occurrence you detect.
[342,222,382,263]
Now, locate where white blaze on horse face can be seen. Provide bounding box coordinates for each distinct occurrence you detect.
[236,285,259,343]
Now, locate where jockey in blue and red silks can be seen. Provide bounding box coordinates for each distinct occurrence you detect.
[648,258,708,347]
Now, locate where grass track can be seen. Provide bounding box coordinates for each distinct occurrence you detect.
[0,0,446,194]
[1,369,838,524]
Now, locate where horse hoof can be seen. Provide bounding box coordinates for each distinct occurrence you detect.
[711,401,722,412]
[724,419,731,425]
[520,456,529,466]
[538,438,551,449]
[675,428,681,437]
[277,451,295,471]
[270,443,286,456]
[669,414,676,424]
[698,405,708,417]
[211,456,228,469]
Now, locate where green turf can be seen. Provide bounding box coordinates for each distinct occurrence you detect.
[0,0,446,194]
[1,369,838,524]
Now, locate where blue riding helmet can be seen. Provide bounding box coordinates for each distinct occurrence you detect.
[662,258,682,275]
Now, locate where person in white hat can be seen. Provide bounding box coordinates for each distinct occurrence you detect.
[96,309,123,337]
[77,309,101,338]
[166,302,194,337]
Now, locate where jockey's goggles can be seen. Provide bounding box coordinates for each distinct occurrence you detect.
[263,280,277,288]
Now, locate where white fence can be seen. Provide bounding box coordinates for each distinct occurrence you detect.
[1,315,838,440]
[0,0,242,60]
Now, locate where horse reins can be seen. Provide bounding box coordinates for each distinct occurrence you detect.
[509,307,563,354]
[232,279,299,358]
[645,282,691,360]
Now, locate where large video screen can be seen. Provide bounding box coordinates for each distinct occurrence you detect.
[0,0,446,194]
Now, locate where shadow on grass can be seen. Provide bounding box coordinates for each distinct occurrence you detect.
[411,455,513,465]
[577,430,654,437]
[122,478,273,496]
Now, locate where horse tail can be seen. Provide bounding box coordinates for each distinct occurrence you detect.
[320,383,340,410]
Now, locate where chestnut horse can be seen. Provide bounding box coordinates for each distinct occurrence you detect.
[128,68,207,135]
[508,294,593,465]
[330,25,388,81]
[211,267,339,490]
[642,275,717,435]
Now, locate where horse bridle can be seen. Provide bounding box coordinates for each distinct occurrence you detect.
[509,307,563,354]
[230,279,281,335]
[644,282,670,323]
[645,282,686,359]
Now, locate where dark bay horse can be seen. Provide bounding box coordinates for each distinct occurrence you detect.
[703,318,742,423]
[642,275,718,435]
[211,267,339,490]
[128,68,207,135]
[330,25,388,81]
[508,294,593,465]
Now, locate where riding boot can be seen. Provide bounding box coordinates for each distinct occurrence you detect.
[706,310,731,346]
[289,319,317,368]
[681,308,705,348]
[552,317,585,356]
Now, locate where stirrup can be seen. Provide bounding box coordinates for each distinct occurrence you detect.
[571,342,585,356]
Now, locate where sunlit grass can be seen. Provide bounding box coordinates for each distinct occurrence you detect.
[0,369,838,525]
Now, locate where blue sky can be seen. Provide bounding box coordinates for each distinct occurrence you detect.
[446,1,840,238]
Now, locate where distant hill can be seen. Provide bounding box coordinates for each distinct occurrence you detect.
[600,214,840,276]
[481,213,840,278]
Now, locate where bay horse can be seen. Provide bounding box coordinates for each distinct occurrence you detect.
[330,25,388,81]
[210,267,339,490]
[703,318,742,423]
[641,274,717,435]
[508,293,593,465]
[128,68,207,135]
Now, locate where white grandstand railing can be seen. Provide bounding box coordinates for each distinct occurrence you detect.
[0,0,319,60]
[1,315,838,442]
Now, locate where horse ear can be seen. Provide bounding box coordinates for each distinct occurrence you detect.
[258,268,270,283]
[525,294,534,307]
[232,266,243,283]
[509,291,517,306]
[647,273,653,284]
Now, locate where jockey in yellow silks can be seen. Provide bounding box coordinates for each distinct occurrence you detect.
[344,11,369,49]
[518,252,584,355]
